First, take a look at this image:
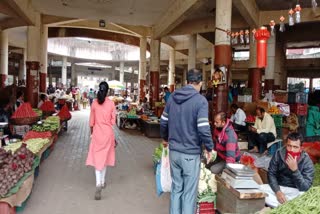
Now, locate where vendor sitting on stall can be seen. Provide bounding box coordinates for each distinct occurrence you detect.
[38,94,48,108]
[248,107,276,153]
[230,104,246,132]
[141,97,150,112]
[260,132,314,208]
[209,112,241,174]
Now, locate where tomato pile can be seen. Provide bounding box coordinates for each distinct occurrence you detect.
[11,103,38,118]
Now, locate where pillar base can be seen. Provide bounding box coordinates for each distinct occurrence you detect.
[39,72,47,93]
[264,79,274,93]
[248,68,262,102]
[150,71,159,108]
[169,84,175,92]
[139,79,146,101]
[213,84,228,114]
[0,74,7,89]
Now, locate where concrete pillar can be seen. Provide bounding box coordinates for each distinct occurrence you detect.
[27,13,41,107]
[202,63,207,90]
[119,61,124,84]
[0,30,8,88]
[139,37,147,100]
[39,25,48,93]
[182,69,187,86]
[248,31,262,102]
[214,0,232,114]
[19,48,27,82]
[71,63,77,86]
[264,33,276,91]
[150,38,160,107]
[188,34,197,70]
[275,41,287,89]
[168,48,175,92]
[62,56,67,88]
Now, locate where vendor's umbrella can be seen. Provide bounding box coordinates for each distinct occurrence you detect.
[107,80,125,90]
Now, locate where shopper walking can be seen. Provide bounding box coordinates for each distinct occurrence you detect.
[86,81,116,200]
[160,69,214,214]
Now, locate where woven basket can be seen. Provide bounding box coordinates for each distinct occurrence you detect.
[10,116,40,125]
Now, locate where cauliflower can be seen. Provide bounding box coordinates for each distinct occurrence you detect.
[198,179,208,194]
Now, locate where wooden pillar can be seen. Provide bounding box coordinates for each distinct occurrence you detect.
[248,68,262,102]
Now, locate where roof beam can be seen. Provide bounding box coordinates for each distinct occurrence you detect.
[233,0,259,28]
[109,23,151,37]
[153,0,207,39]
[11,0,36,26]
[259,8,320,26]
[161,36,176,49]
[42,15,83,26]
[168,16,248,36]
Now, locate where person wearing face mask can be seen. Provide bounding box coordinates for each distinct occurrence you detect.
[260,132,314,208]
[209,112,241,174]
[248,107,277,153]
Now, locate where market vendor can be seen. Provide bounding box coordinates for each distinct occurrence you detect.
[248,107,276,153]
[15,91,24,110]
[209,112,241,174]
[260,132,314,208]
[141,97,150,112]
[38,94,48,108]
[230,104,246,132]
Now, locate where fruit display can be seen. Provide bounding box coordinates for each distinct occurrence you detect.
[4,142,23,153]
[127,108,138,119]
[40,101,55,112]
[268,106,281,114]
[11,103,38,119]
[57,105,71,121]
[32,109,43,117]
[0,145,34,197]
[24,138,50,154]
[245,115,255,123]
[23,131,52,141]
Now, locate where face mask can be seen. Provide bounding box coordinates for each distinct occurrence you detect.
[286,150,301,160]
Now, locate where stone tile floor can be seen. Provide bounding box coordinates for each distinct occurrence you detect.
[22,109,169,214]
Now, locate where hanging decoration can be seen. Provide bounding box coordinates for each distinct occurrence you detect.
[252,29,257,43]
[254,27,270,68]
[295,4,302,23]
[279,16,286,32]
[245,30,250,44]
[235,32,240,45]
[289,8,295,26]
[231,33,237,45]
[239,30,245,44]
[269,20,276,36]
[312,0,318,11]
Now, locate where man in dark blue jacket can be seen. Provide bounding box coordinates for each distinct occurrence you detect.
[260,132,314,207]
[160,69,214,214]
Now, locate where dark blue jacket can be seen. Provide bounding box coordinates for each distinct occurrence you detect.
[160,85,213,155]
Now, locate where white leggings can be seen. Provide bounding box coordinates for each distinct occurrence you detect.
[95,167,107,187]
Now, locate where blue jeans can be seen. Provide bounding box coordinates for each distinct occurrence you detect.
[248,132,275,153]
[169,150,200,214]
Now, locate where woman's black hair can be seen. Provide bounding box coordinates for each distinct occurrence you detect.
[97,81,109,104]
[40,94,46,101]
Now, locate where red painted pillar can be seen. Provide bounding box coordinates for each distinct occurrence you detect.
[39,72,46,93]
[264,79,274,92]
[248,68,262,102]
[214,45,231,114]
[170,84,175,92]
[139,79,146,100]
[0,74,6,88]
[26,61,39,108]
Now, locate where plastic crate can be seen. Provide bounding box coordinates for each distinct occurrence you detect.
[276,127,282,138]
[296,92,308,104]
[287,92,296,104]
[16,194,31,212]
[197,202,215,214]
[290,104,308,116]
[298,115,307,127]
[271,114,283,127]
[268,140,283,156]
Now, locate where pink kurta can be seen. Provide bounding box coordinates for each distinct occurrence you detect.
[86,98,116,170]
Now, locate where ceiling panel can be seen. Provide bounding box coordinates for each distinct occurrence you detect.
[256,0,313,11]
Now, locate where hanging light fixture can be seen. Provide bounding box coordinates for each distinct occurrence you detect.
[279,16,286,32]
[295,4,302,23]
[288,8,295,26]
[269,20,276,36]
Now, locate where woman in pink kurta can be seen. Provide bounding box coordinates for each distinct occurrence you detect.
[86,81,116,200]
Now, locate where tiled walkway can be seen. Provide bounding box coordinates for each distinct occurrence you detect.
[22,109,169,214]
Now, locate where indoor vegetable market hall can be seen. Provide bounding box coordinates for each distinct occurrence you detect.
[0,0,320,214]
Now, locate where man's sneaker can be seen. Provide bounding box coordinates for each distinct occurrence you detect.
[94,186,102,200]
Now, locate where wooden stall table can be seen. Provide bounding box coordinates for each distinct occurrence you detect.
[216,175,266,214]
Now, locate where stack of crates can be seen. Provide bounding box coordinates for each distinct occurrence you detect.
[271,114,283,139]
[288,92,308,137]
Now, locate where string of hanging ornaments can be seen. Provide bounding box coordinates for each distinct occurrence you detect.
[216,0,319,46]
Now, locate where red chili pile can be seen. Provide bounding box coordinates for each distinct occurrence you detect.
[11,103,38,118]
[40,101,55,112]
[23,131,52,141]
[57,105,71,120]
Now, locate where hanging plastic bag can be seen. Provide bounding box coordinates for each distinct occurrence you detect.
[155,147,172,196]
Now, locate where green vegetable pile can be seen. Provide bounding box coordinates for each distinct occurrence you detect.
[32,116,60,132]
[269,186,320,214]
[153,144,164,164]
[4,142,22,153]
[313,164,320,187]
[24,138,50,154]
[32,108,43,117]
